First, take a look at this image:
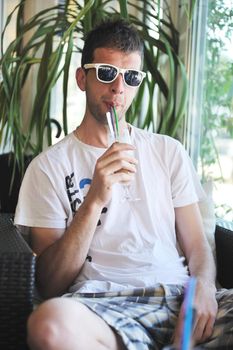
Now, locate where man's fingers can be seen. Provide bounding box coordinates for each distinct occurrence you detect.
[204,316,216,339]
[193,315,207,342]
[193,314,215,343]
[97,145,138,173]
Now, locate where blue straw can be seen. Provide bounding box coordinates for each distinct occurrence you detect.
[181,277,197,350]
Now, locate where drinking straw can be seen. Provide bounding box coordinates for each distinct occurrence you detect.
[181,277,197,350]
[110,108,117,139]
[106,112,115,140]
[112,106,119,140]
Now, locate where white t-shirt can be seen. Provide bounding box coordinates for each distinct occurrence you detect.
[14,126,205,292]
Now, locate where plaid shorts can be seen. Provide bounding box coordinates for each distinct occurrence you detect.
[63,284,233,349]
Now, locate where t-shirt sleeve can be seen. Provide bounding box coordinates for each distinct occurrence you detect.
[14,158,68,229]
[169,141,206,207]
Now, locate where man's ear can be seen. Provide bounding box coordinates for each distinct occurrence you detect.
[76,67,86,91]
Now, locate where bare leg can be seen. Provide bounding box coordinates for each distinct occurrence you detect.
[27,298,126,350]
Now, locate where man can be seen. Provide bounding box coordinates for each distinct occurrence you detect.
[15,19,233,350]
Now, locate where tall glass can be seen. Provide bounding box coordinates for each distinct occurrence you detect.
[108,124,140,202]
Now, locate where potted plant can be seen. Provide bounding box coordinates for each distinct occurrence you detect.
[0,0,95,212]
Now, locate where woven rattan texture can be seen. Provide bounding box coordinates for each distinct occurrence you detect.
[0,213,31,253]
[215,224,233,289]
[0,213,36,349]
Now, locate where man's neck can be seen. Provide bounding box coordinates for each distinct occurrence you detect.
[74,119,108,148]
[75,112,128,148]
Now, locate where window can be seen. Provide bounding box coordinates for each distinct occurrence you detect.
[186,0,233,221]
[201,0,233,220]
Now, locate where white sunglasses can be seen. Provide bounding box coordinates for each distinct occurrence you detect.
[83,63,146,87]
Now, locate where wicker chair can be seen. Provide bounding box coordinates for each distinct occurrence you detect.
[215,222,233,289]
[0,212,232,349]
[0,213,36,350]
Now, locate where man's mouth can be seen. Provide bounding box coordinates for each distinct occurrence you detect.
[105,101,121,111]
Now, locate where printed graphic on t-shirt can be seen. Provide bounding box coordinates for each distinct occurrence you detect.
[65,172,107,225]
[65,172,82,213]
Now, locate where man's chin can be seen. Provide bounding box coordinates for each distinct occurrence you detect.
[92,113,108,125]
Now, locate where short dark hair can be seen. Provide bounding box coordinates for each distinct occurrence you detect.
[81,19,144,67]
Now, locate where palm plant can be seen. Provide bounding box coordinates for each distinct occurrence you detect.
[0,0,189,180]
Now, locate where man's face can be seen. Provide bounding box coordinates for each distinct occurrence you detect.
[83,47,142,125]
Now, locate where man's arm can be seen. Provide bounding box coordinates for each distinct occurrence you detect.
[173,203,218,346]
[30,142,137,299]
[31,198,103,299]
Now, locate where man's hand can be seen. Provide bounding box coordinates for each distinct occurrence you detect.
[86,142,137,206]
[174,204,218,347]
[173,278,218,347]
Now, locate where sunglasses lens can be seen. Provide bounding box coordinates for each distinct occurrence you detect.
[98,66,117,82]
[124,70,142,87]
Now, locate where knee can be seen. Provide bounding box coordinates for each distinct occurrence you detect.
[27,299,66,350]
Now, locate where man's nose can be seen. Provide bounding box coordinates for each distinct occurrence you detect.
[111,73,125,94]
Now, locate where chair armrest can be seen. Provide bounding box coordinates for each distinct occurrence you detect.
[0,213,36,349]
[215,222,233,289]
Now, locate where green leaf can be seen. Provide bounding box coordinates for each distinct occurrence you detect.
[159,37,175,135]
[119,0,128,19]
[63,30,74,135]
